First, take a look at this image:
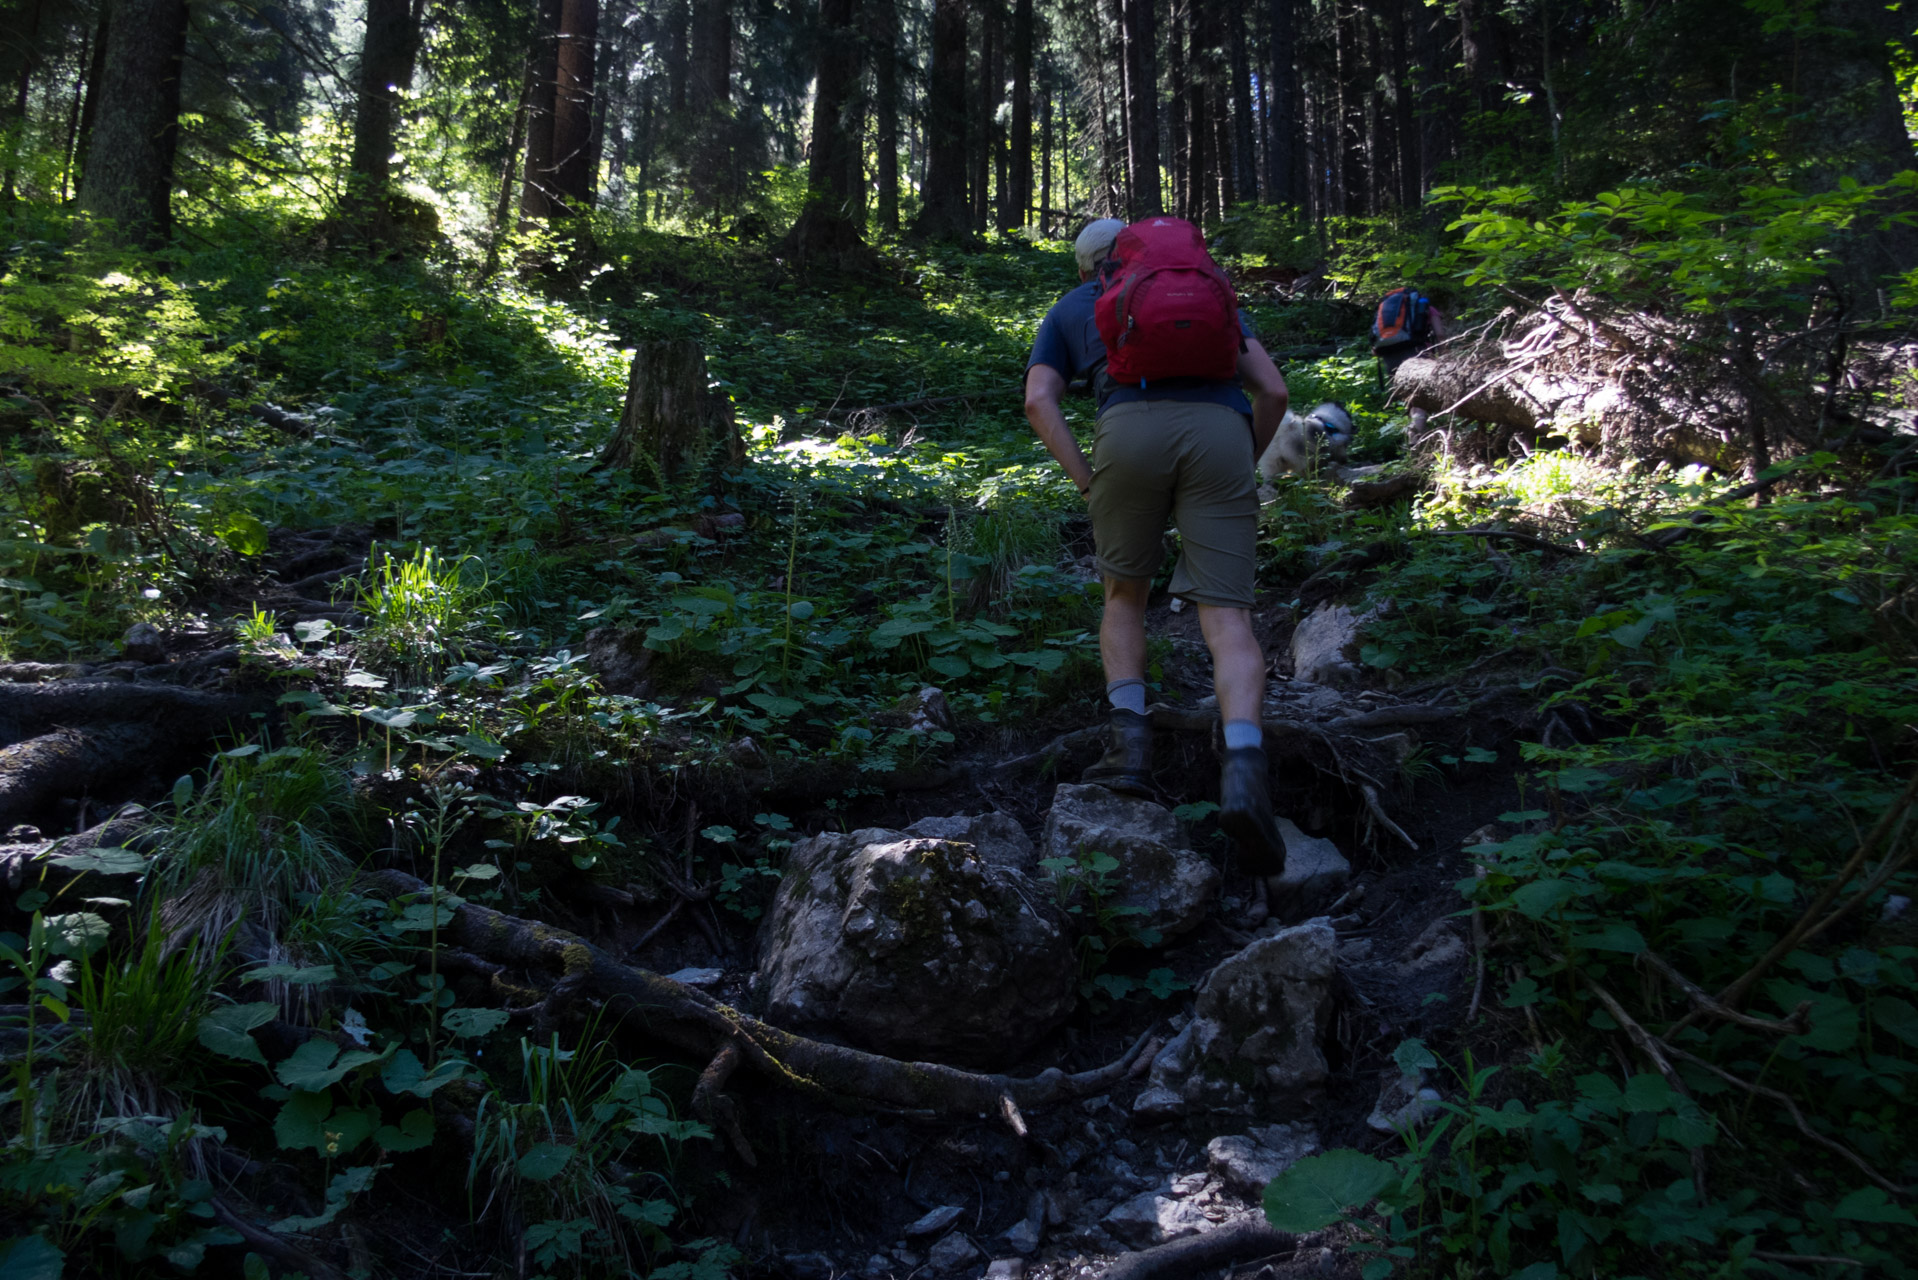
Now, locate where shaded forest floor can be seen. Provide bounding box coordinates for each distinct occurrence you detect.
[1,213,1915,1279]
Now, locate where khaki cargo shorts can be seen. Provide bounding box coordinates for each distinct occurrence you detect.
[1086,399,1259,608]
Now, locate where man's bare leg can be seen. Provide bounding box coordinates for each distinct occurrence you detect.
[1197,602,1285,875]
[1083,575,1155,794]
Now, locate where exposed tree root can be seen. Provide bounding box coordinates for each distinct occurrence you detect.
[0,680,258,737]
[0,724,154,830]
[0,682,264,828]
[209,1197,350,1280]
[364,871,1153,1128]
[1100,1219,1297,1280]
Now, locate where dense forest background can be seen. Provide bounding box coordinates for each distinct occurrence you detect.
[0,2,1916,1280]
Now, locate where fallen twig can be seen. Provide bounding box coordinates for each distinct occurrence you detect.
[1638,949,1809,1037]
[1579,972,1708,1199]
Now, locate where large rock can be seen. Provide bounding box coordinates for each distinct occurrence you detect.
[1265,820,1351,921]
[1141,922,1339,1113]
[1206,1124,1321,1201]
[1041,784,1220,940]
[1101,1191,1214,1248]
[757,829,1076,1066]
[1290,603,1371,685]
[906,812,1037,873]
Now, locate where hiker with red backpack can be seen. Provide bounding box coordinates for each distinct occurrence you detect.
[1021,216,1292,877]
[1372,286,1448,431]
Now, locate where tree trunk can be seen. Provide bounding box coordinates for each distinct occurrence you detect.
[1169,0,1188,218]
[1121,0,1161,217]
[548,0,598,213]
[688,0,731,215]
[519,0,564,222]
[1228,0,1256,204]
[913,0,969,239]
[1,0,43,206]
[1390,0,1417,209]
[340,0,422,239]
[600,341,741,485]
[1009,0,1033,228]
[1038,71,1051,234]
[782,0,868,265]
[1265,0,1294,205]
[483,60,535,276]
[970,5,995,233]
[873,0,899,234]
[78,0,188,245]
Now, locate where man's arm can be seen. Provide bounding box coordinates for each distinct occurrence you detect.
[1238,339,1289,459]
[1023,363,1093,496]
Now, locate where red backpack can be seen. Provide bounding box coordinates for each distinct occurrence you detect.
[1093,217,1243,386]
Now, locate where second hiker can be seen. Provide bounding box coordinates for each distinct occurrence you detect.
[1021,216,1291,876]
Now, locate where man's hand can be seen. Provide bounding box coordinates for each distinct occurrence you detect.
[1238,339,1289,459]
[1023,364,1093,497]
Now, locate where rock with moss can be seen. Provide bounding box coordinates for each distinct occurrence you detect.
[1137,922,1339,1114]
[755,828,1076,1067]
[1039,784,1220,941]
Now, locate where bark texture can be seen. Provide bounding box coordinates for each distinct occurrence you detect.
[78,0,188,244]
[599,341,741,483]
[912,0,969,240]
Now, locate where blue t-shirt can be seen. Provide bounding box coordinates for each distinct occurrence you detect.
[1025,280,1255,417]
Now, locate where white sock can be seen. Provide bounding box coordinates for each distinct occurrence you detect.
[1223,719,1263,751]
[1106,679,1147,716]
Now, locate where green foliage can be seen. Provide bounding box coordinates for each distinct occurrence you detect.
[468,1034,725,1278]
[156,744,353,937]
[1038,847,1185,1009]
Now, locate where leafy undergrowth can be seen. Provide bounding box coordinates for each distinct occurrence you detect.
[2,203,1915,1278]
[1263,465,1918,1277]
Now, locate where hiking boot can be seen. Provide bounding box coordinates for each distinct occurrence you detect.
[1219,745,1286,877]
[1081,707,1154,797]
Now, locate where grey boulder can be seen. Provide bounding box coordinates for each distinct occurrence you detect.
[757,829,1076,1066]
[1265,820,1351,921]
[905,811,1037,873]
[1144,922,1339,1112]
[1101,1191,1214,1247]
[1206,1124,1322,1201]
[1041,784,1220,940]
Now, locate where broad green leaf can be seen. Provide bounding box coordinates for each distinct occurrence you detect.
[442,1007,510,1039]
[1571,923,1645,954]
[273,1090,332,1152]
[1510,880,1577,919]
[1872,996,1918,1047]
[1261,1149,1396,1232]
[1834,1187,1917,1225]
[745,692,804,718]
[43,912,110,959]
[196,1002,278,1065]
[374,1109,435,1153]
[0,1232,64,1280]
[275,1039,386,1092]
[516,1142,574,1182]
[48,847,149,877]
[927,654,969,678]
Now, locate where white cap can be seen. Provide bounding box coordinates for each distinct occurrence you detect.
[1074,218,1125,274]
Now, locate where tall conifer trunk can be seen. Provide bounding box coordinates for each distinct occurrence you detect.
[873,0,900,234]
[1009,0,1033,228]
[913,0,969,238]
[79,0,188,244]
[548,0,598,212]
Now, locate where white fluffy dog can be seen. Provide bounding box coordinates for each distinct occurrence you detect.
[1257,401,1354,485]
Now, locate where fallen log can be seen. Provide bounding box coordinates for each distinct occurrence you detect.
[1344,471,1426,509]
[0,725,156,831]
[363,871,1153,1132]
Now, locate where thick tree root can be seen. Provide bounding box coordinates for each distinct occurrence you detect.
[0,682,263,828]
[1100,1219,1297,1280]
[209,1197,350,1280]
[0,725,155,831]
[0,680,258,737]
[364,871,1152,1122]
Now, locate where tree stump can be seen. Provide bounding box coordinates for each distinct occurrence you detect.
[599,340,742,483]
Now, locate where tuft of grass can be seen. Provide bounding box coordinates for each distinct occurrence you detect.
[156,745,351,943]
[350,543,494,685]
